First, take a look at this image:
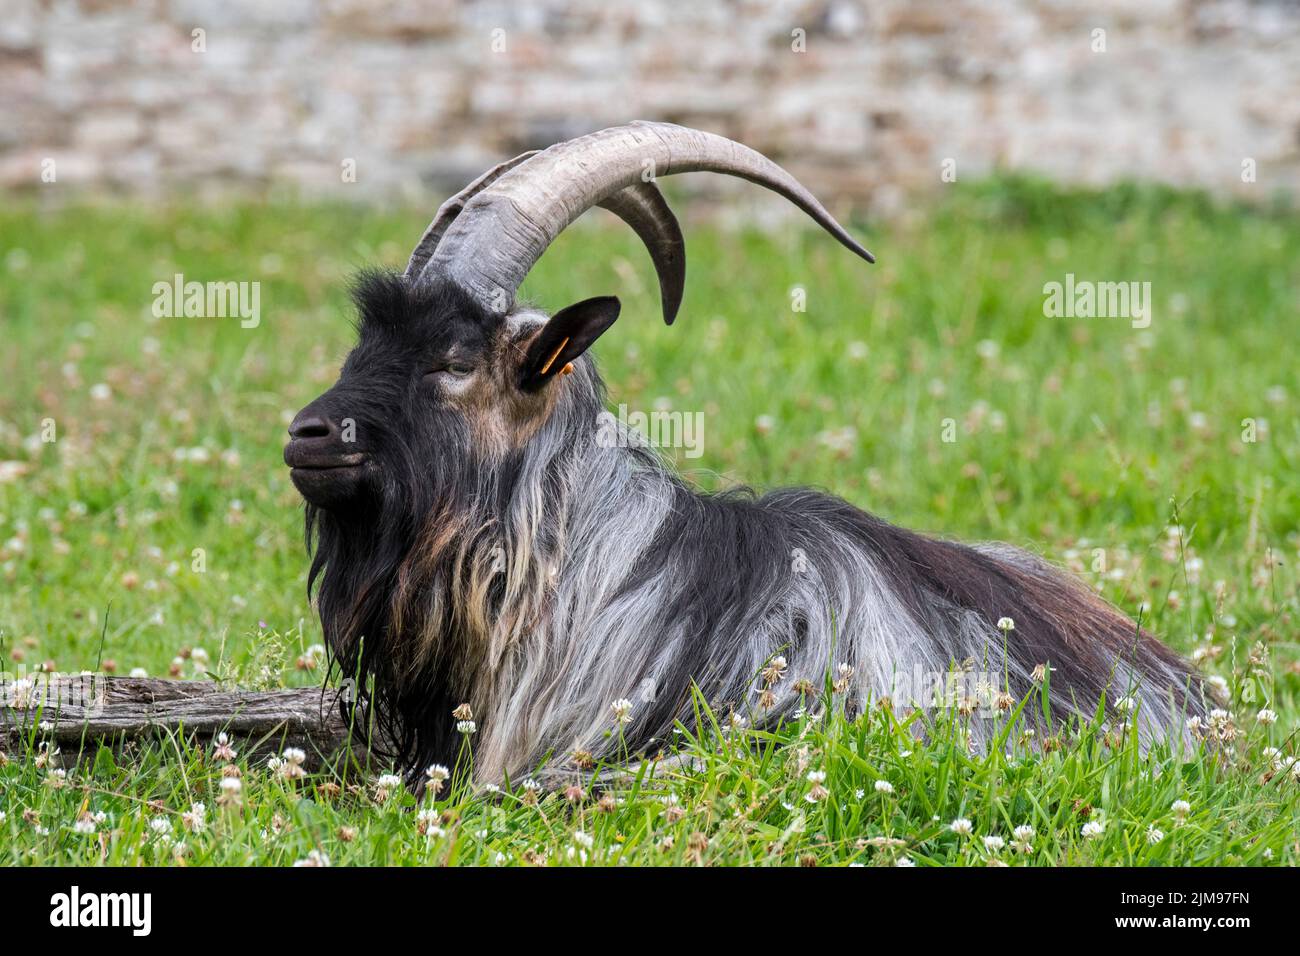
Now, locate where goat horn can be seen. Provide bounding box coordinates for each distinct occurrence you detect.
[596,181,685,325]
[416,121,874,320]
[404,151,539,281]
[407,149,685,323]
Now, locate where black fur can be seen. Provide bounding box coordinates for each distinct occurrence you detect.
[298,273,1205,778]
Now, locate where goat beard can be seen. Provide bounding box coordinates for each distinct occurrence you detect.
[307,473,479,776]
[306,453,554,779]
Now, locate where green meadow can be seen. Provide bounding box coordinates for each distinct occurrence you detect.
[1,178,1297,865]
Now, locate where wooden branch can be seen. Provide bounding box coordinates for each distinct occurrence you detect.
[1,676,380,771]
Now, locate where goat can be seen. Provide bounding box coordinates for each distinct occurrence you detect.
[284,122,1207,783]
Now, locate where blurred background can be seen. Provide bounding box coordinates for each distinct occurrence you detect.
[3,0,1299,209]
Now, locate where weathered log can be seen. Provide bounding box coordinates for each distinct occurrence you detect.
[0,675,380,771]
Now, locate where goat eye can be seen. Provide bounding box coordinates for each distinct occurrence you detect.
[425,363,474,381]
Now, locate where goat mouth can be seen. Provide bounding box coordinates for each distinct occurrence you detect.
[283,444,367,471]
[288,459,365,472]
[286,450,370,508]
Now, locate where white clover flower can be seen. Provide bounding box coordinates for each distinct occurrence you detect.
[73,816,97,835]
[425,763,451,796]
[181,802,206,833]
[415,808,446,839]
[1146,825,1164,844]
[456,719,477,735]
[761,656,788,685]
[7,677,38,710]
[272,747,307,781]
[804,769,829,803]
[996,617,1015,632]
[874,779,894,794]
[573,830,594,850]
[1013,824,1035,841]
[610,699,633,725]
[949,817,973,836]
[1171,799,1191,818]
[895,857,915,867]
[1082,820,1105,839]
[833,661,855,693]
[982,835,1005,852]
[212,732,237,761]
[1256,709,1278,725]
[216,776,242,807]
[293,849,330,867]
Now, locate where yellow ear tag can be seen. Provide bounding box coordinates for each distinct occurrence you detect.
[538,336,570,376]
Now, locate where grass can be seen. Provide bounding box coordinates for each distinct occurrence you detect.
[0,177,1298,865]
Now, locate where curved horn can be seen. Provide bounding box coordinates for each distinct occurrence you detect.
[404,151,539,281]
[417,121,873,319]
[407,150,686,322]
[597,181,685,325]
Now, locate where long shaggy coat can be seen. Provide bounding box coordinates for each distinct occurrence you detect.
[306,275,1205,783]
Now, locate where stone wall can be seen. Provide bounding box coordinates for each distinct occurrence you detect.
[2,0,1298,208]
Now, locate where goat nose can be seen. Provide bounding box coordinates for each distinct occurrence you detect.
[289,414,334,440]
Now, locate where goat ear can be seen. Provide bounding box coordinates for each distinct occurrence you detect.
[519,296,621,391]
